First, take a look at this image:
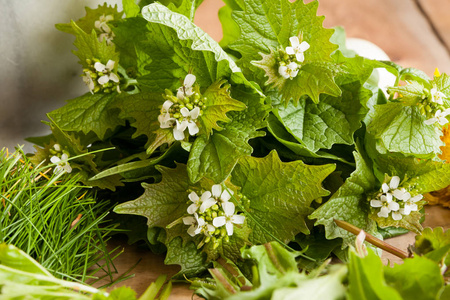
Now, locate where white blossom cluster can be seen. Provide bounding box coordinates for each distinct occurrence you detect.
[278,36,310,80]
[182,185,245,245]
[370,176,423,221]
[49,144,72,174]
[82,59,120,94]
[422,87,450,126]
[158,74,203,140]
[95,14,115,45]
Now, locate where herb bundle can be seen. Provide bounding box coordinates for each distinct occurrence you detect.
[16,0,450,297]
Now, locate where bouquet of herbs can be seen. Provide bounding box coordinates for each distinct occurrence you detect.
[7,0,450,298]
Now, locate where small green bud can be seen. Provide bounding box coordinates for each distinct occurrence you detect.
[86,58,92,65]
[220,228,227,237]
[214,229,220,235]
[212,211,218,218]
[213,241,220,249]
[224,236,230,243]
[186,103,194,110]
[420,106,426,115]
[204,236,211,243]
[426,105,432,112]
[103,88,111,93]
[206,216,212,222]
[173,113,181,119]
[212,204,219,211]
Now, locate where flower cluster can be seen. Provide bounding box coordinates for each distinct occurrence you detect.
[95,14,115,45]
[82,59,120,94]
[277,36,310,80]
[158,74,204,140]
[418,87,450,126]
[370,176,423,221]
[182,184,245,248]
[49,144,72,174]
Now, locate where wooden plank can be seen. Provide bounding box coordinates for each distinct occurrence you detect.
[417,0,450,55]
[315,0,450,76]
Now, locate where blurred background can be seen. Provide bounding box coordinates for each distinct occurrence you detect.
[1,0,450,152]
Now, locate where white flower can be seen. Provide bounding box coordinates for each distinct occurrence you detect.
[400,194,423,216]
[286,36,310,63]
[177,74,196,100]
[424,109,450,126]
[99,31,115,45]
[82,71,95,93]
[183,213,215,237]
[430,87,446,105]
[95,15,114,33]
[211,184,232,203]
[355,230,368,257]
[50,153,72,174]
[158,100,175,129]
[278,62,299,79]
[370,194,400,218]
[94,60,119,86]
[212,202,245,236]
[391,211,403,221]
[172,107,200,140]
[53,144,61,152]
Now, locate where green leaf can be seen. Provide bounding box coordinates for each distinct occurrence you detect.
[113,163,190,228]
[187,88,269,183]
[70,21,120,69]
[48,93,125,140]
[310,150,377,248]
[164,238,208,278]
[107,287,137,300]
[122,0,140,18]
[232,151,335,243]
[346,250,402,300]
[56,4,122,35]
[139,3,256,92]
[218,0,243,48]
[229,0,340,103]
[329,27,356,58]
[384,256,444,300]
[367,103,443,158]
[167,0,204,21]
[272,80,369,152]
[0,244,52,277]
[388,81,426,105]
[199,79,247,136]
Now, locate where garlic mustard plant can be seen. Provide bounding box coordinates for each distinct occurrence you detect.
[277,36,309,80]
[183,184,244,248]
[370,176,423,221]
[49,144,72,174]
[95,14,115,45]
[158,74,205,141]
[82,59,120,94]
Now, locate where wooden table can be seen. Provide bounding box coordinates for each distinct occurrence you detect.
[102,1,450,298]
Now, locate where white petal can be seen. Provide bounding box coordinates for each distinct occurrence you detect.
[185,87,194,97]
[222,202,235,216]
[438,116,449,126]
[201,191,212,202]
[388,201,400,211]
[54,165,63,174]
[290,69,299,78]
[287,62,298,70]
[410,195,423,203]
[392,212,402,221]
[98,75,109,85]
[106,60,115,71]
[213,216,226,227]
[187,225,197,236]
[231,214,245,225]
[187,203,198,215]
[401,205,412,216]
[278,66,289,79]
[109,73,120,83]
[184,74,196,87]
[173,127,185,140]
[177,88,185,100]
[289,36,300,47]
[206,224,215,233]
[190,107,200,119]
[390,176,400,189]
[64,164,72,173]
[385,193,393,203]
[187,121,199,135]
[54,144,61,151]
[59,153,68,161]
[409,203,418,211]
[298,41,310,52]
[94,62,106,72]
[382,183,389,193]
[197,217,206,226]
[225,222,234,236]
[176,120,188,132]
[50,156,60,164]
[188,191,200,202]
[183,216,195,225]
[199,198,216,213]
[211,184,222,198]
[285,46,295,55]
[180,107,190,117]
[162,100,173,111]
[295,52,305,62]
[220,190,231,202]
[379,206,390,217]
[370,200,383,208]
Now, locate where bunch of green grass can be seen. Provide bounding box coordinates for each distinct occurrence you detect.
[0,146,120,283]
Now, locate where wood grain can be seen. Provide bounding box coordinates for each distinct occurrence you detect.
[417,0,450,55]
